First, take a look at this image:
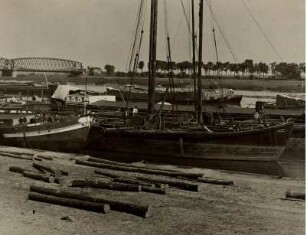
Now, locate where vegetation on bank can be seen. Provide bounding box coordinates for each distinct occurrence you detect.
[103,60,305,80]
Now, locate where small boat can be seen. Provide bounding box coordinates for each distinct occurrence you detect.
[0,114,92,152]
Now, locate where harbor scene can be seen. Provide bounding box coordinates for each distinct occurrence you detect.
[0,0,305,234]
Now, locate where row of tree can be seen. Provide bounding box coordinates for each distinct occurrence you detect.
[103,60,305,79]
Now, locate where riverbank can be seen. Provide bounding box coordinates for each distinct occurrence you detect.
[0,145,304,235]
[2,75,305,93]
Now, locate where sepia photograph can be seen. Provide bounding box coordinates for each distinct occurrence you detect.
[0,0,305,234]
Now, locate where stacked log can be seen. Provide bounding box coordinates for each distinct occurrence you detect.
[197,177,234,186]
[0,152,32,161]
[94,169,198,192]
[135,175,199,192]
[9,166,35,174]
[88,157,178,172]
[33,162,68,176]
[76,159,203,179]
[69,179,142,192]
[286,190,305,200]
[30,185,152,218]
[23,171,54,183]
[28,192,110,214]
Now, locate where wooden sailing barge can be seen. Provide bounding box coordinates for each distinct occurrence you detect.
[0,115,92,152]
[87,0,293,175]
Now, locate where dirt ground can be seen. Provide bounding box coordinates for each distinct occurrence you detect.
[0,145,304,235]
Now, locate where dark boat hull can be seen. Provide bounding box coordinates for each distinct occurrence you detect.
[106,89,242,105]
[0,117,91,152]
[87,122,293,175]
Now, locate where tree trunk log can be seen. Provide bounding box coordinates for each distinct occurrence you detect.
[69,179,142,192]
[113,178,156,188]
[30,185,152,218]
[136,176,199,192]
[141,186,167,194]
[76,159,202,179]
[0,152,32,160]
[37,155,54,161]
[32,162,68,176]
[286,190,305,200]
[23,171,54,183]
[88,157,178,172]
[28,192,110,213]
[197,177,234,186]
[94,169,125,179]
[9,166,34,174]
[95,169,169,189]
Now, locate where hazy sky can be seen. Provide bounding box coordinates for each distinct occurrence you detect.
[0,0,304,70]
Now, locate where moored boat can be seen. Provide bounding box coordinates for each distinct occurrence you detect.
[0,115,92,152]
[86,0,295,176]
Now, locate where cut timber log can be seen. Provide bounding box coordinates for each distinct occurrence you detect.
[136,176,199,192]
[94,169,128,179]
[23,171,54,183]
[88,157,178,172]
[32,162,68,176]
[9,166,35,174]
[0,152,32,160]
[286,191,305,200]
[69,179,142,192]
[0,150,33,156]
[30,185,152,218]
[113,178,156,188]
[94,170,169,189]
[197,177,234,186]
[76,159,202,179]
[37,155,54,161]
[141,186,167,195]
[28,192,110,214]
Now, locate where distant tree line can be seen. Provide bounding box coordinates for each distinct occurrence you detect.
[102,60,305,80]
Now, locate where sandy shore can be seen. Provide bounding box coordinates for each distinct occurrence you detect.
[0,145,304,235]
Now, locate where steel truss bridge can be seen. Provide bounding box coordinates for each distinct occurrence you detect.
[0,57,84,76]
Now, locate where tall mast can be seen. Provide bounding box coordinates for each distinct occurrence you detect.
[191,0,197,120]
[197,0,204,124]
[148,0,158,115]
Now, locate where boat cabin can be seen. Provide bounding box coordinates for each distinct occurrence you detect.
[0,113,35,126]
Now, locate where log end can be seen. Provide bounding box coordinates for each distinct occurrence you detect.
[144,205,153,218]
[103,204,111,214]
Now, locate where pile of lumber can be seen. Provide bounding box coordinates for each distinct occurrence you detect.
[0,150,54,161]
[9,161,68,183]
[9,160,153,218]
[29,185,152,217]
[7,153,234,219]
[76,157,235,191]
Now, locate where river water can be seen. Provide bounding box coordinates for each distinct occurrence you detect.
[71,83,305,108]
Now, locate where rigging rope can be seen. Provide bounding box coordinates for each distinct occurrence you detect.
[240,0,283,61]
[163,0,177,115]
[127,0,146,72]
[125,0,147,111]
[205,0,239,63]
